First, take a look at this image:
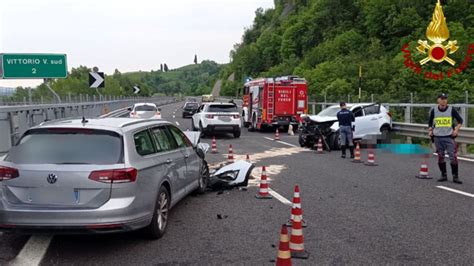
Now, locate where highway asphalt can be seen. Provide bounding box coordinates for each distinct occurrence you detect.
[1,101,473,265]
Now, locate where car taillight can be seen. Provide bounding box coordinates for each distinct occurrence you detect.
[89,168,138,183]
[206,114,214,119]
[387,112,392,118]
[0,166,19,181]
[233,115,240,119]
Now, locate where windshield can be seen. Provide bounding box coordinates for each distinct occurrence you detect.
[7,128,123,165]
[317,106,341,117]
[135,105,157,112]
[208,105,238,113]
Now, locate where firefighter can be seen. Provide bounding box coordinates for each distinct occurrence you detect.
[337,102,355,158]
[428,93,463,184]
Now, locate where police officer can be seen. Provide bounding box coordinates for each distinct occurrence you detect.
[428,93,463,184]
[337,102,355,158]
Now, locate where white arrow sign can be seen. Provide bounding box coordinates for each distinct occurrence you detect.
[133,86,140,94]
[89,72,104,88]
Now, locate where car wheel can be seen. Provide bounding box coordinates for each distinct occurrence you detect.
[233,129,241,138]
[196,160,209,194]
[379,126,391,144]
[199,121,207,137]
[191,119,197,131]
[330,132,341,150]
[144,186,170,239]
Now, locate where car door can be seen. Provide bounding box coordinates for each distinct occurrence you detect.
[352,106,370,139]
[149,126,188,203]
[192,105,204,129]
[168,125,200,193]
[361,104,383,135]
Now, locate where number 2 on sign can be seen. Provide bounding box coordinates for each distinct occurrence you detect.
[32,68,37,74]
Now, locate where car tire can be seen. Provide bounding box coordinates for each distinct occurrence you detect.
[196,160,209,194]
[379,126,391,144]
[233,129,241,138]
[199,121,207,137]
[144,186,170,240]
[330,131,341,150]
[191,119,197,131]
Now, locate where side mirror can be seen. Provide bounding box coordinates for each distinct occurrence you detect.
[158,108,162,112]
[197,143,210,154]
[127,107,132,111]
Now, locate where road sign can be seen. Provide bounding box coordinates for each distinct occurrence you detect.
[0,53,67,79]
[89,72,105,88]
[133,86,141,94]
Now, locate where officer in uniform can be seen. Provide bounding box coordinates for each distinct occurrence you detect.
[428,93,463,184]
[337,102,355,158]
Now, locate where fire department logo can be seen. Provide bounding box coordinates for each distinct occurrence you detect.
[401,0,473,80]
[416,0,458,66]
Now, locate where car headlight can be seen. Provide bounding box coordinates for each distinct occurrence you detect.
[217,170,240,181]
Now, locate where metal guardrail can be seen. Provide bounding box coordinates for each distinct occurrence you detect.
[392,122,474,145]
[0,97,176,153]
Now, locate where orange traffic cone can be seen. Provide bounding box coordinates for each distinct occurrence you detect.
[287,185,307,228]
[276,225,292,266]
[211,136,218,154]
[316,137,324,153]
[227,144,234,164]
[275,129,281,141]
[416,162,432,179]
[351,142,363,163]
[255,166,272,199]
[289,207,309,259]
[364,149,378,166]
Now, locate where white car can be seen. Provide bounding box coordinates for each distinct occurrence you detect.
[192,102,241,138]
[305,103,392,147]
[129,103,162,119]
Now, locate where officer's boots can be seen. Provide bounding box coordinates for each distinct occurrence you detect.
[451,163,462,184]
[437,162,448,182]
[349,146,355,159]
[341,145,346,158]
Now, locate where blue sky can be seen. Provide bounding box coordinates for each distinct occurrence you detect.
[0,0,274,87]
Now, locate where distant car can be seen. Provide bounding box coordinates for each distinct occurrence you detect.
[201,94,214,102]
[129,103,161,119]
[0,118,210,238]
[182,102,199,118]
[192,102,241,138]
[299,103,392,149]
[185,97,198,102]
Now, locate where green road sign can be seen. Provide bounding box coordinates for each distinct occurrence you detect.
[0,53,67,79]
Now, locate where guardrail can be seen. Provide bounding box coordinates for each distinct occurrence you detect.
[0,97,176,153]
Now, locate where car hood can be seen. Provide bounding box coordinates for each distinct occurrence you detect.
[307,115,338,123]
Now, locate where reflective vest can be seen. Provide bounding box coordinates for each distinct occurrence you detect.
[433,105,453,137]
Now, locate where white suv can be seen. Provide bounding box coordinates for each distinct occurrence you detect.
[306,103,392,147]
[192,103,241,138]
[129,103,162,119]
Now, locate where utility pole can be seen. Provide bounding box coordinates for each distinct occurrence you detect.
[358,65,362,103]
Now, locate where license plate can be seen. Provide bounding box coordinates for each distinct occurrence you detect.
[218,116,231,122]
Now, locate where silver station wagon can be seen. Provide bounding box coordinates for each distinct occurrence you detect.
[0,118,209,239]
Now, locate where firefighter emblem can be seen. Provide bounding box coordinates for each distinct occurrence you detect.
[416,0,458,66]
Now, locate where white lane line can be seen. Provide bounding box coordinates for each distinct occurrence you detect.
[268,188,292,206]
[175,121,180,126]
[436,186,474,198]
[264,137,298,148]
[10,235,53,266]
[433,153,474,163]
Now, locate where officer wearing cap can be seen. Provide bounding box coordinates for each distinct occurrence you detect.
[428,93,463,184]
[337,102,355,158]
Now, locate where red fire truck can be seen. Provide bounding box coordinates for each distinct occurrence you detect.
[241,76,308,131]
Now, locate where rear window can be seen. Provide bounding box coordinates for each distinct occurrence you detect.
[135,105,157,112]
[185,103,199,109]
[7,128,123,165]
[208,104,238,113]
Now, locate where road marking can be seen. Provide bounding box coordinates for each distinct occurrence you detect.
[175,121,180,126]
[433,153,474,163]
[264,137,299,148]
[268,188,292,206]
[10,234,53,266]
[436,186,474,198]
